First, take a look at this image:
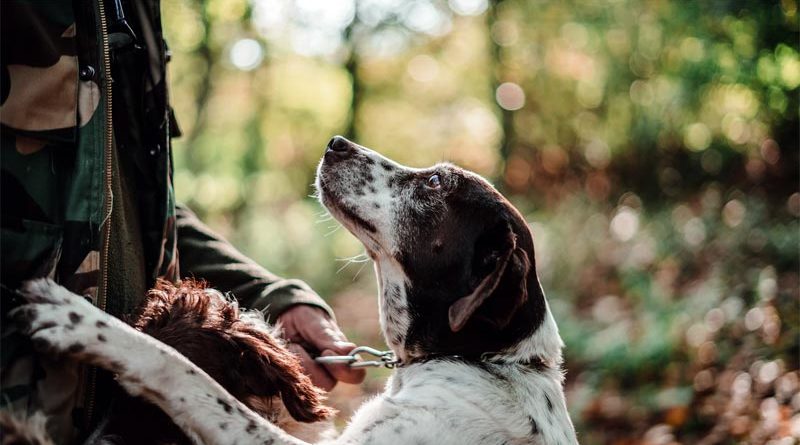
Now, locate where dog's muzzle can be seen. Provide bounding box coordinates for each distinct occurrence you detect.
[317,136,380,237]
[323,135,355,163]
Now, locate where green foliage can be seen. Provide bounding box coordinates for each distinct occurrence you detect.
[162,0,798,442]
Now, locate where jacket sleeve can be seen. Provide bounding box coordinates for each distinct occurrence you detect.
[175,204,334,320]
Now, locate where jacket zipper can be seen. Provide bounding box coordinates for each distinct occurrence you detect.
[86,0,114,426]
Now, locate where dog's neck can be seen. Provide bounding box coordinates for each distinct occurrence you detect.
[375,259,412,361]
[375,257,564,369]
[397,318,562,369]
[388,305,564,370]
[491,298,565,368]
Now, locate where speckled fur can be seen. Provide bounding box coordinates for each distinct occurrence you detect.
[11,141,578,444]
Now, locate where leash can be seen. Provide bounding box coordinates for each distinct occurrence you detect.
[314,346,400,369]
[314,346,548,371]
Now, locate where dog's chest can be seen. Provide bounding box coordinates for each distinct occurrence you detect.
[340,362,538,445]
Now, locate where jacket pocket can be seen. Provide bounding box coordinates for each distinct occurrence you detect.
[1,219,63,289]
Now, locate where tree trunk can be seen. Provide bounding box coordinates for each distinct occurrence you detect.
[488,0,514,162]
[343,24,361,140]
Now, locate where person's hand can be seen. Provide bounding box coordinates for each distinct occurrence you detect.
[277,305,366,391]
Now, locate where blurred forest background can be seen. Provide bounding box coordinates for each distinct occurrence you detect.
[162,0,799,443]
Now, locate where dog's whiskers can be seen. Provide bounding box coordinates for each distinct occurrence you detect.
[352,260,369,281]
[315,210,334,222]
[324,224,343,237]
[335,252,370,274]
[335,253,370,263]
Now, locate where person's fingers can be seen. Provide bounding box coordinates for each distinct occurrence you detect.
[287,343,336,391]
[279,305,366,386]
[303,315,367,384]
[320,349,367,384]
[300,314,349,353]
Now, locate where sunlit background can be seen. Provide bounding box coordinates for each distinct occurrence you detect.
[162,1,799,443]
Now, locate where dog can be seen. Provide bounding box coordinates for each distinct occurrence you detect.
[3,280,333,444]
[12,136,579,444]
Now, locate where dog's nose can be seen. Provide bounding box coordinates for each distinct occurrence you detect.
[327,136,352,153]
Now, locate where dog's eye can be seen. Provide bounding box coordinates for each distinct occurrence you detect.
[427,174,441,189]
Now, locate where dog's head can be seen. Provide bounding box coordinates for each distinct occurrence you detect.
[316,137,562,365]
[131,280,334,424]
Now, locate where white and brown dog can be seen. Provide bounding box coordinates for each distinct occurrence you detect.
[12,137,578,444]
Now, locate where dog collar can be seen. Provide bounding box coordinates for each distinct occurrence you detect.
[402,353,548,371]
[314,346,547,371]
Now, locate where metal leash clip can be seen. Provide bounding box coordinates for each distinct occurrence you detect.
[314,346,399,369]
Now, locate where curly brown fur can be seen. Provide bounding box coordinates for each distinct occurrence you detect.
[132,279,332,422]
[92,279,332,444]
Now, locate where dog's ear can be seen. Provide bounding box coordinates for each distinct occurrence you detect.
[448,222,530,332]
[235,330,335,423]
[136,282,335,423]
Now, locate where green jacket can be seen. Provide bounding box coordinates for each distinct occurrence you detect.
[0,1,331,442]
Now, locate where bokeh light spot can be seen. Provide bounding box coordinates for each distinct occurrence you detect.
[495,82,525,110]
[758,361,780,384]
[682,217,706,246]
[722,199,746,227]
[404,2,451,36]
[229,38,264,71]
[610,206,639,241]
[787,192,800,216]
[721,114,749,144]
[777,43,800,88]
[629,79,654,105]
[732,373,752,398]
[760,138,781,164]
[584,139,611,168]
[680,37,705,62]
[577,80,604,108]
[685,123,712,151]
[705,308,726,332]
[758,266,778,301]
[561,22,589,50]
[686,323,708,348]
[694,369,714,391]
[448,0,488,16]
[745,307,765,331]
[491,20,518,47]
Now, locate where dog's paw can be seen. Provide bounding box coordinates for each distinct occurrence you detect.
[18,278,73,305]
[11,279,107,358]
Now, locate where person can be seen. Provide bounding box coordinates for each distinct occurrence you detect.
[0,0,365,442]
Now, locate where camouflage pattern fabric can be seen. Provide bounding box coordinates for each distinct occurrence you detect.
[0,0,177,441]
[1,1,331,442]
